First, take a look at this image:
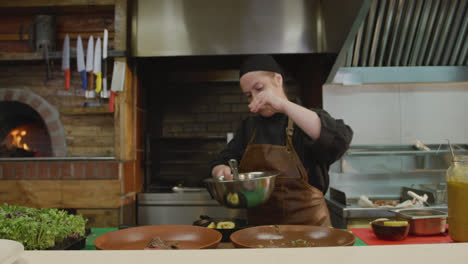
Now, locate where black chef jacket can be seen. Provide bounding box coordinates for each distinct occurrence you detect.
[208,109,353,194]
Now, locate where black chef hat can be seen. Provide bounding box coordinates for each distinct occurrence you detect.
[239,55,284,79]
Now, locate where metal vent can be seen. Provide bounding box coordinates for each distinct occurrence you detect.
[344,0,468,67]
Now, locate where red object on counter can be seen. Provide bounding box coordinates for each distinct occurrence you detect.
[349,228,453,245]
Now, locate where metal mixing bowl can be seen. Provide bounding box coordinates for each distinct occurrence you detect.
[204,171,279,209]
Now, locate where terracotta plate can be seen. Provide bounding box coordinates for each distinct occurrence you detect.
[230,225,356,248]
[94,225,222,250]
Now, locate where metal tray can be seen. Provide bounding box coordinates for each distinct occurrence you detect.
[391,209,447,235]
[391,209,447,220]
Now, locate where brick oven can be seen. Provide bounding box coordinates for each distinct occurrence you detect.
[0,88,65,157]
[0,2,137,228]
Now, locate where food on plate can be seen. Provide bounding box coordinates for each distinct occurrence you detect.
[216,221,235,229]
[373,200,399,206]
[193,215,245,232]
[383,221,409,227]
[145,237,179,250]
[256,239,322,248]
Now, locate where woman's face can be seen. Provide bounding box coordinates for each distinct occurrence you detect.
[239,71,284,117]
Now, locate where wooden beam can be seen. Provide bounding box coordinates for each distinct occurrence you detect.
[0,32,115,41]
[114,58,134,160]
[76,208,120,228]
[114,0,127,51]
[60,105,112,115]
[0,0,115,7]
[0,180,121,209]
[113,0,132,161]
[0,50,125,61]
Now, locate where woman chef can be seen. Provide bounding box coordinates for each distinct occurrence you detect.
[209,55,353,226]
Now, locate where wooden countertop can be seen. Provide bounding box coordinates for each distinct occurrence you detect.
[13,243,468,264]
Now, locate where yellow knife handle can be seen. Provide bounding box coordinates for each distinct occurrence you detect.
[95,72,102,93]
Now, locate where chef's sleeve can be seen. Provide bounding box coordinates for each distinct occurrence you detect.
[303,109,353,165]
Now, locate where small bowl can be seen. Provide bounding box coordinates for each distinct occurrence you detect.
[192,216,250,242]
[371,220,410,241]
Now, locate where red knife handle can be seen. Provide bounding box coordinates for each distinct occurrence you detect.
[109,91,116,113]
[87,72,94,91]
[64,69,70,90]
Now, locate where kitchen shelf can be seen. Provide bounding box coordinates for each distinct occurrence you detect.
[0,0,115,7]
[0,50,125,61]
[60,105,112,115]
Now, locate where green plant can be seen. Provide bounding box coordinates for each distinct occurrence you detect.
[0,203,87,250]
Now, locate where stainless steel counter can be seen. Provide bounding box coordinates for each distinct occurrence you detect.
[324,144,461,228]
[137,191,246,225]
[325,197,447,219]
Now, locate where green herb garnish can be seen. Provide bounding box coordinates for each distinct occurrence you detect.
[0,203,87,250]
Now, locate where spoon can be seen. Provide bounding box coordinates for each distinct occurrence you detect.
[228,159,240,180]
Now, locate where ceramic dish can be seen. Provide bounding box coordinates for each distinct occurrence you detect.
[94,225,222,250]
[230,225,356,248]
[0,239,24,264]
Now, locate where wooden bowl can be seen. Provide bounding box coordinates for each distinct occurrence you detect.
[94,225,222,250]
[230,225,356,248]
[371,221,410,241]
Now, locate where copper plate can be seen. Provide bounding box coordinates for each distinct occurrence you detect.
[94,225,222,250]
[230,225,356,248]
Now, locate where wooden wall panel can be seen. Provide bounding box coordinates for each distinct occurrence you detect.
[0,1,115,7]
[77,208,120,228]
[0,6,115,52]
[0,180,121,208]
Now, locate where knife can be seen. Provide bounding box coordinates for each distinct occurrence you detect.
[86,36,95,98]
[94,37,102,93]
[101,29,109,98]
[76,35,87,90]
[61,34,70,90]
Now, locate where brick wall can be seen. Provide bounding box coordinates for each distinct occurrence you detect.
[161,82,300,137]
[0,160,119,180]
[0,6,116,157]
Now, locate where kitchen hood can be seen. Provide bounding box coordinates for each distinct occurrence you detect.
[327,0,468,84]
[131,0,365,57]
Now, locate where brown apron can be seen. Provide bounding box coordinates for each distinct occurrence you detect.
[239,118,331,226]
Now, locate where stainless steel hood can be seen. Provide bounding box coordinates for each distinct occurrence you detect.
[327,0,468,84]
[131,0,365,57]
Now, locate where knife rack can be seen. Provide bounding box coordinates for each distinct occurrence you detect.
[0,50,125,61]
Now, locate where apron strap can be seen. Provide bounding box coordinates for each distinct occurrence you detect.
[286,117,294,151]
[248,129,257,145]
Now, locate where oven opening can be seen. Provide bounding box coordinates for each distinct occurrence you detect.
[0,101,52,157]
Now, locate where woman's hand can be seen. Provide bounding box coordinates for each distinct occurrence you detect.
[211,164,232,180]
[248,89,288,114]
